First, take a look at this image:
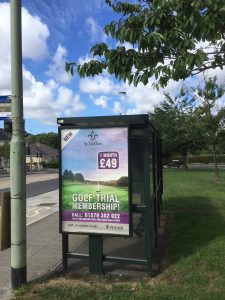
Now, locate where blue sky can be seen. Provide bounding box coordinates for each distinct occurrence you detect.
[0,0,224,134]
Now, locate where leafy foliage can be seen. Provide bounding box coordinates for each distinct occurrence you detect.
[0,144,10,159]
[28,132,58,149]
[191,76,225,178]
[192,76,225,148]
[46,160,59,169]
[150,92,206,168]
[117,176,128,186]
[151,76,225,175]
[63,169,75,181]
[74,173,85,182]
[62,170,85,182]
[67,0,225,87]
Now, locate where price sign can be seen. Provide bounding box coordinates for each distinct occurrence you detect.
[98,152,119,169]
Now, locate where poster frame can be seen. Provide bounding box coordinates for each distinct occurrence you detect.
[58,125,132,237]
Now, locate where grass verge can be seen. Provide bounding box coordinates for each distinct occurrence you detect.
[15,169,225,299]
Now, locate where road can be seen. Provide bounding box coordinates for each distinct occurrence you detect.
[0,172,59,226]
[0,178,58,197]
[0,172,58,193]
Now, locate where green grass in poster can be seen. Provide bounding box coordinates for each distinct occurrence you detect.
[62,180,128,212]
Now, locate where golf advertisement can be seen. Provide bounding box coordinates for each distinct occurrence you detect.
[60,127,130,235]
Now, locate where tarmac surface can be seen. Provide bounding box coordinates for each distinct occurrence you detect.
[0,171,167,299]
[0,171,64,299]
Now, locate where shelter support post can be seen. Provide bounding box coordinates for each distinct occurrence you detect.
[89,235,103,274]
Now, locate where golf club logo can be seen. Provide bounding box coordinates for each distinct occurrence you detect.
[88,131,98,142]
[84,130,102,146]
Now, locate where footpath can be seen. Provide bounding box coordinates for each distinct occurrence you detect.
[0,172,70,299]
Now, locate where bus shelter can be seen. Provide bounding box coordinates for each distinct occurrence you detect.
[57,114,163,275]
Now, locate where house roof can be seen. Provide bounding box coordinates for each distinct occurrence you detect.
[29,143,58,157]
[0,128,10,142]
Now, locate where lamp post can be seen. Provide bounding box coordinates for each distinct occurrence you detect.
[119,91,127,115]
[10,0,27,288]
[28,130,32,172]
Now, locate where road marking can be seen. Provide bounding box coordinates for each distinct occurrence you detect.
[26,206,58,226]
[26,189,59,226]
[27,207,40,218]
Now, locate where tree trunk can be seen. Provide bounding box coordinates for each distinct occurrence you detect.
[213,145,220,181]
[182,154,188,170]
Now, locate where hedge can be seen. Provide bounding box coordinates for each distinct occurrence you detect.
[168,155,225,164]
[41,160,59,168]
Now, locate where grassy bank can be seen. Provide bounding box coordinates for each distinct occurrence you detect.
[16,169,225,300]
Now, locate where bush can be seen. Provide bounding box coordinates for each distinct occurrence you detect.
[117,176,128,186]
[188,155,225,164]
[40,161,47,168]
[47,160,59,168]
[74,173,84,182]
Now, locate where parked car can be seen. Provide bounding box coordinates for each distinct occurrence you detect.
[167,160,182,168]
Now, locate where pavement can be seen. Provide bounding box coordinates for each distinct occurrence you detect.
[0,171,69,299]
[0,171,167,300]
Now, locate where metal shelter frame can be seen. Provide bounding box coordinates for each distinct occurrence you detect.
[57,114,163,275]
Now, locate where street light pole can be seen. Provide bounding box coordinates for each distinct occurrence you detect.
[119,91,127,115]
[10,0,27,288]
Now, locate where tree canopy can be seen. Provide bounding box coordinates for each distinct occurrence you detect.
[62,170,85,182]
[150,92,206,168]
[28,132,58,149]
[67,0,225,87]
[151,76,225,176]
[74,173,85,182]
[63,169,75,181]
[191,76,225,179]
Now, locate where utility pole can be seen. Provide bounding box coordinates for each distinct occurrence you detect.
[10,0,27,288]
[119,91,127,115]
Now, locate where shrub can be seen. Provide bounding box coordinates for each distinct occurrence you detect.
[165,155,225,164]
[47,160,59,168]
[117,176,128,186]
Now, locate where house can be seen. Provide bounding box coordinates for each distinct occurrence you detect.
[26,143,58,170]
[0,128,10,146]
[0,129,10,169]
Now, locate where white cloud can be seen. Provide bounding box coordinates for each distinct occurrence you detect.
[77,54,93,65]
[116,41,134,50]
[23,69,86,124]
[0,2,49,91]
[54,86,86,115]
[85,17,107,42]
[0,4,10,61]
[79,75,120,94]
[77,47,184,115]
[196,67,225,86]
[0,60,11,91]
[91,95,109,108]
[112,101,122,114]
[0,3,49,61]
[46,44,72,84]
[0,3,85,125]
[22,7,49,60]
[78,66,184,115]
[117,79,183,115]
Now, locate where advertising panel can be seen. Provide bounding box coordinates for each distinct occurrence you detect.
[60,127,130,236]
[0,96,11,120]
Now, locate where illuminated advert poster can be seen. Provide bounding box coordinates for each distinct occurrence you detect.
[61,127,129,236]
